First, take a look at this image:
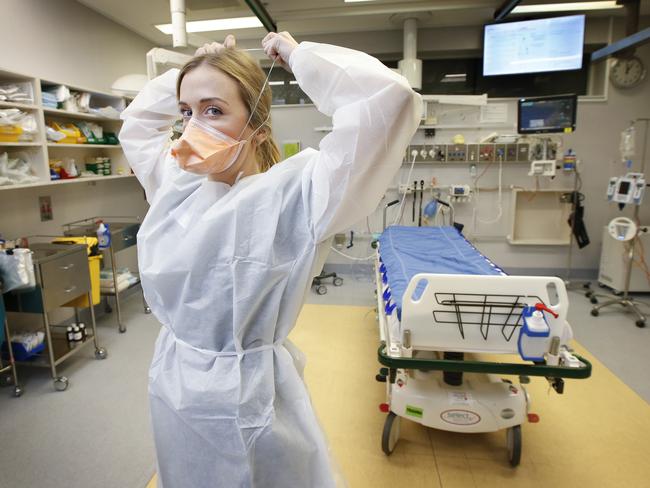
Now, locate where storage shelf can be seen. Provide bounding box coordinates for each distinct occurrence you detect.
[100,278,141,296]
[418,124,515,130]
[506,238,570,246]
[43,107,121,121]
[47,143,121,149]
[0,174,135,191]
[16,332,95,368]
[0,141,42,147]
[0,100,39,110]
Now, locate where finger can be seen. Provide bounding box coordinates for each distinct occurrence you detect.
[262,32,276,45]
[224,34,236,48]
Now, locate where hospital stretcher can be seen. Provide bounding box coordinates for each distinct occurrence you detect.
[374,226,591,466]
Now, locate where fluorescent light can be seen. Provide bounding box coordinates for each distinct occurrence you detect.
[289,80,299,85]
[269,81,285,86]
[512,1,622,14]
[344,0,376,3]
[441,73,467,83]
[156,16,263,34]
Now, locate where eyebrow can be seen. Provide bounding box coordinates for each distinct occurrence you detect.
[179,97,229,106]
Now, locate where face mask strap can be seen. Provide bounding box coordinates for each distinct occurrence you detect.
[237,56,277,140]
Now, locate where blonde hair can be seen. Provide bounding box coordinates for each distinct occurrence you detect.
[176,48,281,173]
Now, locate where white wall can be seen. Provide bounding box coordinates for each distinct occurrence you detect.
[2,0,154,92]
[0,0,154,271]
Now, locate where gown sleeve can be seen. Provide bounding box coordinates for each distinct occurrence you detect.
[292,42,422,242]
[119,68,183,203]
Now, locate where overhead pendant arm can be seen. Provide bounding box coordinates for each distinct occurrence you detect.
[493,0,522,21]
[592,0,648,61]
[243,0,277,33]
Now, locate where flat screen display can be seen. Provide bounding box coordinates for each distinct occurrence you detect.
[483,14,585,76]
[517,94,577,134]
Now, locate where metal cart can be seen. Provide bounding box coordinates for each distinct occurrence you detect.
[63,216,150,333]
[4,243,107,391]
[0,293,22,397]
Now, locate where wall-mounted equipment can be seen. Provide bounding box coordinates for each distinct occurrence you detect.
[517,94,577,135]
[483,15,585,76]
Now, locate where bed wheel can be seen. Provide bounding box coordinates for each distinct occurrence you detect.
[590,297,598,304]
[316,285,327,295]
[381,411,401,456]
[590,309,599,317]
[333,277,344,287]
[506,425,522,467]
[585,291,593,298]
[636,319,646,328]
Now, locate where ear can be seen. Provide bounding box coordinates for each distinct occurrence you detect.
[254,128,268,146]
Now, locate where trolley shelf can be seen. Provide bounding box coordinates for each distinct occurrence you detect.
[17,332,96,368]
[378,343,592,379]
[100,278,141,296]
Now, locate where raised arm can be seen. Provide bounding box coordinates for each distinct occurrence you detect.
[119,68,180,203]
[291,42,421,242]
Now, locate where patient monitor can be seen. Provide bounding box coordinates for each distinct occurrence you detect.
[607,173,646,205]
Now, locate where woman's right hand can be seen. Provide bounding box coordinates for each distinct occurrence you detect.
[262,32,298,72]
[194,34,236,56]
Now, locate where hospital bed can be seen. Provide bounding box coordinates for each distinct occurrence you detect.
[374,225,591,466]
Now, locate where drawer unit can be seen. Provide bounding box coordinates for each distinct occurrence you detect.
[38,247,90,310]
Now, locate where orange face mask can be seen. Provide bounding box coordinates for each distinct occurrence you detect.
[171,118,246,175]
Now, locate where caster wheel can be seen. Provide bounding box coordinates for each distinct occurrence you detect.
[95,348,108,360]
[381,411,401,456]
[1,374,13,387]
[590,297,598,304]
[506,425,522,467]
[119,326,126,334]
[591,309,599,317]
[13,385,23,397]
[636,320,646,328]
[54,377,69,392]
[585,291,593,298]
[316,285,327,295]
[333,277,344,287]
[144,306,152,314]
[583,283,591,290]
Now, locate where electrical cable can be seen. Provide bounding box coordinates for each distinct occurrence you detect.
[392,151,418,225]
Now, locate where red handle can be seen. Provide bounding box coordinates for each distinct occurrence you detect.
[535,303,559,319]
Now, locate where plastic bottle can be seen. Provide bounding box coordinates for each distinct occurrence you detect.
[66,326,75,347]
[96,221,111,249]
[78,323,87,340]
[73,326,83,344]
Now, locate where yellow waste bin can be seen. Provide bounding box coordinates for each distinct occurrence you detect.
[52,237,102,308]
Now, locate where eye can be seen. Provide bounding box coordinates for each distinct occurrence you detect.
[180,107,192,118]
[205,106,223,117]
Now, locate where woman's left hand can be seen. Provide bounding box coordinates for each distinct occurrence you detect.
[262,32,298,72]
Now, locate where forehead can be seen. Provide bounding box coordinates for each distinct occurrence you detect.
[179,63,240,104]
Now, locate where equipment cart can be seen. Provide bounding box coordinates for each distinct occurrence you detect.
[63,216,150,333]
[4,243,107,391]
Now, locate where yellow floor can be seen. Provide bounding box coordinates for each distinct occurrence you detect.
[148,304,650,487]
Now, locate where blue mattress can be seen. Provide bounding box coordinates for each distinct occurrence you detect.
[378,226,505,317]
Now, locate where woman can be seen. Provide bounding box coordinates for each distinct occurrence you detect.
[120,31,421,487]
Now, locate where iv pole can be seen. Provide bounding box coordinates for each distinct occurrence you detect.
[564,158,590,291]
[590,118,650,328]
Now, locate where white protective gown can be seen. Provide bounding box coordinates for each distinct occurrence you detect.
[120,41,421,488]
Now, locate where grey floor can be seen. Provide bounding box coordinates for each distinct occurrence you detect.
[0,273,648,488]
[0,294,160,488]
